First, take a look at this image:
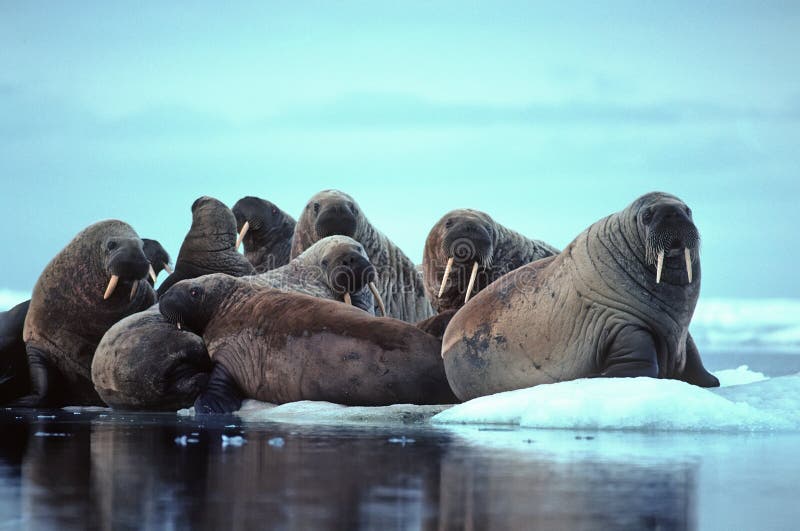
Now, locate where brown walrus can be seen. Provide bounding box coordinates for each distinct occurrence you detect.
[441,192,719,402]
[252,235,382,315]
[157,196,255,296]
[91,307,212,410]
[291,189,434,322]
[158,274,457,413]
[13,220,157,406]
[232,196,296,273]
[423,208,559,313]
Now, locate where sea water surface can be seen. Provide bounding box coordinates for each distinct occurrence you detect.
[1,299,799,530]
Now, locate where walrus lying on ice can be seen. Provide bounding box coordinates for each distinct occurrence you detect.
[441,192,719,401]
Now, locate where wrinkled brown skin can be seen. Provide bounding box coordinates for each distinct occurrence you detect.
[161,274,457,407]
[92,307,211,410]
[423,209,559,313]
[22,220,157,406]
[442,192,719,401]
[251,235,375,314]
[291,190,434,323]
[157,196,254,296]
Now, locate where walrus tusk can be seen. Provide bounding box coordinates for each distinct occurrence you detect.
[685,248,692,283]
[464,261,479,304]
[344,292,352,305]
[368,281,386,317]
[235,221,249,251]
[656,251,664,284]
[438,257,454,298]
[103,275,119,300]
[129,280,139,301]
[148,265,157,283]
[177,322,182,330]
[163,262,174,274]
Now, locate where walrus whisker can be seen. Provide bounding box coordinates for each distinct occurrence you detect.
[129,280,139,301]
[344,292,352,306]
[685,248,692,283]
[464,262,479,304]
[103,275,119,300]
[163,262,174,274]
[148,265,157,283]
[656,251,664,284]
[369,281,386,316]
[438,257,454,297]
[235,221,249,251]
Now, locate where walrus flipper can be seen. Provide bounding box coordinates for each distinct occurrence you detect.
[600,327,659,378]
[678,333,719,388]
[194,363,244,414]
[8,346,55,407]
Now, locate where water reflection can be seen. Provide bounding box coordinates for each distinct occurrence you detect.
[0,408,776,531]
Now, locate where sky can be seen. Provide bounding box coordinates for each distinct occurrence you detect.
[1,1,799,308]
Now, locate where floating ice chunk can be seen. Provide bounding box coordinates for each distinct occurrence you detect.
[174,435,200,446]
[432,376,800,432]
[36,415,55,419]
[691,298,800,352]
[221,435,246,448]
[34,432,70,437]
[236,399,448,425]
[714,365,769,387]
[176,407,195,417]
[267,437,285,448]
[387,436,415,446]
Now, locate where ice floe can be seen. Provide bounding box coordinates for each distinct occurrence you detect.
[691,298,800,352]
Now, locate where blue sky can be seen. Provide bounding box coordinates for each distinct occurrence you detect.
[1,1,798,306]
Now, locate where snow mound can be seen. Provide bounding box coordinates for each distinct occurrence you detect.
[715,365,768,387]
[432,374,800,432]
[235,400,449,425]
[691,298,800,352]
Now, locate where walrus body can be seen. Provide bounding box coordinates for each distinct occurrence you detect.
[157,196,254,296]
[442,192,719,401]
[423,209,559,313]
[159,274,457,413]
[18,220,157,406]
[291,190,434,322]
[0,300,31,404]
[252,236,378,315]
[232,196,296,273]
[92,307,211,410]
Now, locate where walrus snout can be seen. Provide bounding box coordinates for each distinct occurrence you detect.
[642,202,700,284]
[103,240,152,300]
[315,203,358,238]
[328,252,376,295]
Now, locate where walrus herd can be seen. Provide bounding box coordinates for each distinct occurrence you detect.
[0,190,719,413]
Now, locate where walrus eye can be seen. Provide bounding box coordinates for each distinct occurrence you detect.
[349,202,358,215]
[107,241,118,251]
[321,259,329,268]
[271,207,278,215]
[313,202,320,214]
[642,209,653,224]
[189,287,203,299]
[445,219,453,228]
[685,207,692,217]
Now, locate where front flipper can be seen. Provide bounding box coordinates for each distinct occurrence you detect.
[678,333,719,388]
[193,363,244,414]
[600,327,659,378]
[7,346,54,407]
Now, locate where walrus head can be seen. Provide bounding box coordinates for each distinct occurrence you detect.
[92,309,212,411]
[101,234,152,301]
[232,196,295,251]
[189,196,239,248]
[142,238,172,285]
[432,209,496,303]
[319,236,384,315]
[159,274,238,334]
[633,192,699,285]
[303,190,361,240]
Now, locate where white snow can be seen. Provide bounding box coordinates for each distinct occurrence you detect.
[235,400,449,425]
[714,365,768,387]
[431,373,800,432]
[691,298,800,352]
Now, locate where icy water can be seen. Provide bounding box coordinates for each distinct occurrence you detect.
[1,353,798,531]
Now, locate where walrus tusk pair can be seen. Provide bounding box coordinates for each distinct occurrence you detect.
[655,249,693,284]
[236,221,249,251]
[342,282,386,317]
[438,258,480,304]
[103,277,143,300]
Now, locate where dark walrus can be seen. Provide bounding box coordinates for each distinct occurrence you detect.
[232,196,296,273]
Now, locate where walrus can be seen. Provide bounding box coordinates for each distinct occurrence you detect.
[232,196,296,273]
[12,220,157,406]
[91,307,212,410]
[423,208,559,313]
[252,235,382,315]
[142,238,173,285]
[157,196,255,297]
[441,192,719,402]
[291,189,434,322]
[158,274,457,413]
